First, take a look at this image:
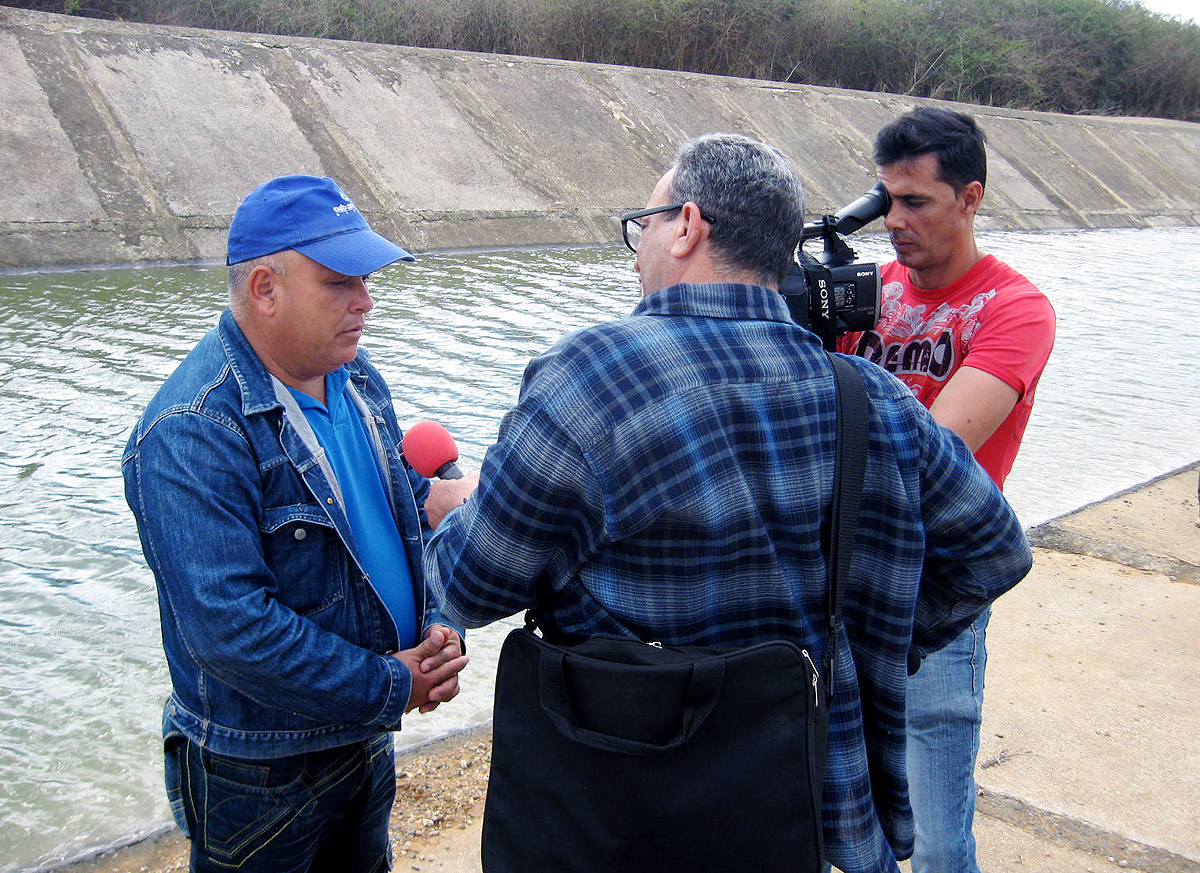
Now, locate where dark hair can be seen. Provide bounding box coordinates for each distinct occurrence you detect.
[873,107,987,194]
[668,133,806,288]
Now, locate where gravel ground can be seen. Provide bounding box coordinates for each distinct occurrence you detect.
[61,727,492,873]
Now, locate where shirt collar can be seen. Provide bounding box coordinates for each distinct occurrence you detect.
[286,366,351,412]
[631,282,795,325]
[218,308,365,417]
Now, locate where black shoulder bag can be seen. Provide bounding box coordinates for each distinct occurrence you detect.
[481,355,869,873]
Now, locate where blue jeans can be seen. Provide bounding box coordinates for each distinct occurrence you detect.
[165,732,395,872]
[906,609,989,873]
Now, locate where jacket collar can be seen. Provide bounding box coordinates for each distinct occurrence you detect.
[216,308,370,418]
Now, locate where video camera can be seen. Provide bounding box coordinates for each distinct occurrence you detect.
[781,181,891,350]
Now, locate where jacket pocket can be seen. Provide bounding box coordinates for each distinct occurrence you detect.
[260,504,347,616]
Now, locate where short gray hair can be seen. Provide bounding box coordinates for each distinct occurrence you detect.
[668,133,806,288]
[228,252,288,313]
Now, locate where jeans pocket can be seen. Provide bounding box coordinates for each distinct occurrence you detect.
[198,751,308,867]
[163,733,191,840]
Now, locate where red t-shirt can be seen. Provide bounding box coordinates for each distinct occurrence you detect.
[839,255,1055,488]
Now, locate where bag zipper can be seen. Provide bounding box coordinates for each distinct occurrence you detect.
[647,639,821,709]
[801,648,820,709]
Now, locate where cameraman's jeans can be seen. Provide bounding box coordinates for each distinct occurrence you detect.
[906,609,989,873]
[165,731,395,873]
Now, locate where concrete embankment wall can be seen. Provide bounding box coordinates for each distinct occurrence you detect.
[4,6,1200,270]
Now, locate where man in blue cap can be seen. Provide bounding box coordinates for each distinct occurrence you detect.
[123,175,473,872]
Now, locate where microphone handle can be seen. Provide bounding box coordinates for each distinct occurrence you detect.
[434,460,464,480]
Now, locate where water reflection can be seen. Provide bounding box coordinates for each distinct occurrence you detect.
[1,229,1198,870]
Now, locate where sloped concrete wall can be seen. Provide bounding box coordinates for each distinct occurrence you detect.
[3,6,1199,269]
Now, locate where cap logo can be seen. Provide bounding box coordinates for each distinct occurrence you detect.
[333,202,360,216]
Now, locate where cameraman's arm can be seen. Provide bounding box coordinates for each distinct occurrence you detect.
[928,366,1018,452]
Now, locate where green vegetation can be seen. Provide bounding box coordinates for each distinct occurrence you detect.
[15,0,1200,120]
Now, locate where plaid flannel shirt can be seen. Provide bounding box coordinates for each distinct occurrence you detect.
[425,282,1031,872]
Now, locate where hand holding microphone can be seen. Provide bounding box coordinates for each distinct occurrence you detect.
[403,420,478,529]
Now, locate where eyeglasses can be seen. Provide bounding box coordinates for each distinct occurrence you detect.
[619,203,717,253]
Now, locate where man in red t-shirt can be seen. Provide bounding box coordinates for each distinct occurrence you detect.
[840,107,1055,873]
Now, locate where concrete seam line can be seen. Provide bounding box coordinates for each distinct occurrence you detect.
[1024,527,1200,584]
[977,788,1200,873]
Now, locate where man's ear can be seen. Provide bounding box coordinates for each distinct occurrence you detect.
[959,181,984,217]
[669,201,709,258]
[245,263,279,315]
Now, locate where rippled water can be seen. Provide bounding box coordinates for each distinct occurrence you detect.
[1,230,1198,870]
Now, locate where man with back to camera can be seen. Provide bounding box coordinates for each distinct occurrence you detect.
[839,107,1056,873]
[122,175,474,872]
[423,133,1034,872]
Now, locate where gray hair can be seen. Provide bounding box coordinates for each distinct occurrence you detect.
[668,133,806,288]
[228,252,288,314]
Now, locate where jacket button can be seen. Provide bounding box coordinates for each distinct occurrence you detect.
[294,528,307,541]
[326,497,334,505]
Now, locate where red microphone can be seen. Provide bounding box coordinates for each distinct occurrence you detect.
[402,420,464,479]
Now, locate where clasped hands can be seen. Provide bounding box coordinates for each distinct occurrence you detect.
[395,624,469,714]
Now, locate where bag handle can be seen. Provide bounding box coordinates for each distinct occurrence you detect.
[536,649,725,756]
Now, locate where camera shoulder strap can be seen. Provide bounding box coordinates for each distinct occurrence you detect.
[825,352,869,675]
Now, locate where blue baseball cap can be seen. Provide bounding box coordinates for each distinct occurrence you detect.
[226,175,415,274]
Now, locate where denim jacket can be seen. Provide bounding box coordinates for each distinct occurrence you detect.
[123,308,448,759]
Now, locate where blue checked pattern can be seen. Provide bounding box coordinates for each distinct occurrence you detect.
[425,282,1031,873]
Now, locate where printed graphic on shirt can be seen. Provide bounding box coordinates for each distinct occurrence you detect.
[850,283,996,383]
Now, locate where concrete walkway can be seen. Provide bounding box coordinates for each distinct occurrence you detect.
[972,463,1200,873]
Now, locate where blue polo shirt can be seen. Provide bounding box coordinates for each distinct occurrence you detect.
[288,369,418,648]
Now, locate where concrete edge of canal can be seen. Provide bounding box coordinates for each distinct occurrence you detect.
[3,5,1200,271]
